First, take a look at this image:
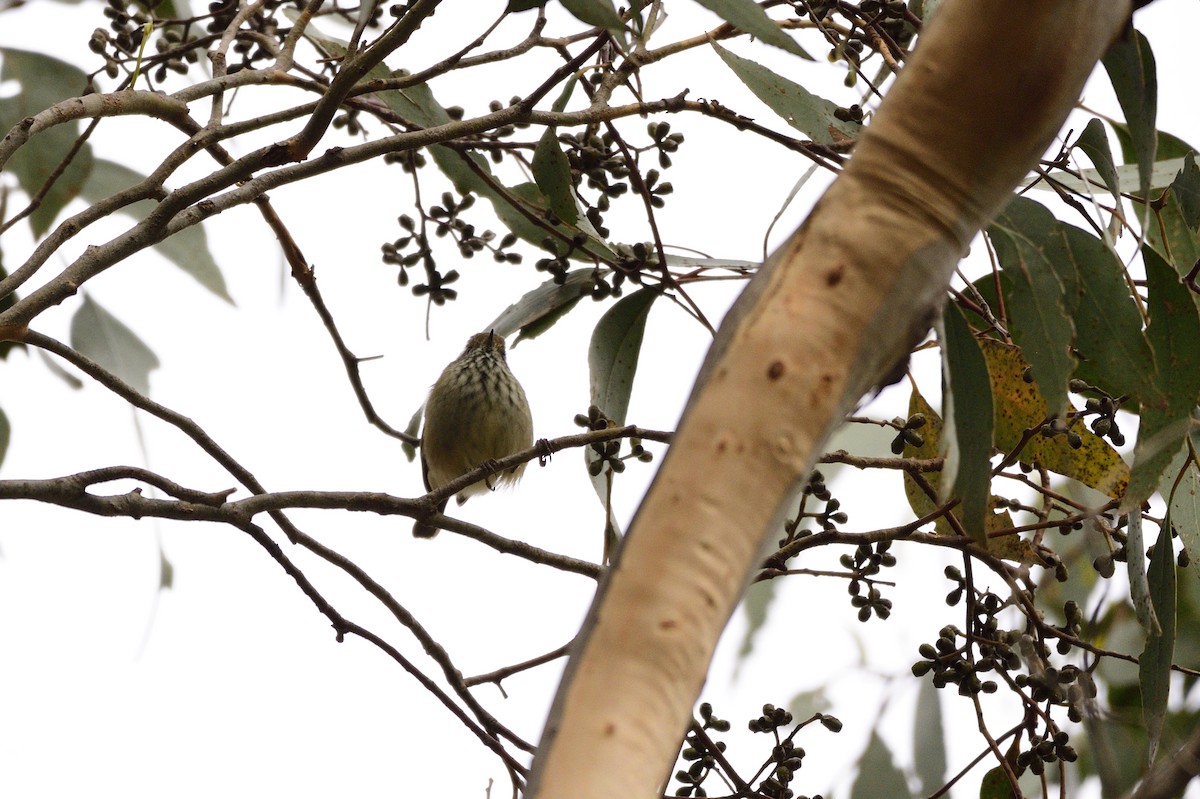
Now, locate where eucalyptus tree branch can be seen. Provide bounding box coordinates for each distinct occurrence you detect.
[286,0,443,159]
[237,514,530,783]
[465,642,573,689]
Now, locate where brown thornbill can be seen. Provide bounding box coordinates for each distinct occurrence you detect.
[413,331,534,538]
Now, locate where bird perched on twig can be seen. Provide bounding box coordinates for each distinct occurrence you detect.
[413,330,534,538]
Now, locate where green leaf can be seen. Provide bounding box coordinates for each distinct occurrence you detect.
[559,0,626,35]
[913,676,946,796]
[1140,528,1176,761]
[586,289,658,560]
[507,0,545,10]
[1109,122,1198,166]
[696,0,812,59]
[1167,442,1200,573]
[484,269,594,345]
[1149,193,1200,276]
[1127,513,1159,636]
[711,41,857,146]
[992,196,1156,404]
[589,288,656,425]
[1054,224,1156,402]
[850,732,912,799]
[506,275,593,338]
[1074,118,1121,206]
[978,764,1018,799]
[1125,248,1200,511]
[286,18,609,256]
[988,199,1075,417]
[79,159,232,303]
[69,294,160,396]
[1102,27,1157,201]
[940,301,992,547]
[159,544,174,590]
[737,579,778,663]
[376,74,613,260]
[531,78,580,225]
[0,48,95,236]
[1172,152,1200,229]
[0,403,9,470]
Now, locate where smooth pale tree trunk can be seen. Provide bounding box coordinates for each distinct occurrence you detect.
[525,2,1133,797]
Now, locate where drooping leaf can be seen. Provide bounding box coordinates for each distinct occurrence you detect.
[159,544,174,590]
[940,301,992,547]
[1124,248,1200,511]
[978,764,1019,799]
[1166,442,1200,574]
[294,17,612,260]
[1126,513,1159,636]
[0,48,95,236]
[589,288,657,425]
[1139,528,1176,761]
[1074,118,1122,205]
[988,199,1074,417]
[711,41,857,146]
[1109,122,1197,167]
[69,294,160,396]
[37,348,83,389]
[78,159,232,303]
[559,0,626,36]
[1054,224,1157,403]
[913,675,947,796]
[901,387,1030,562]
[485,269,595,345]
[736,578,778,664]
[1101,27,1157,201]
[586,289,658,559]
[0,403,9,470]
[992,196,1157,404]
[1023,158,1190,198]
[1145,182,1200,272]
[531,78,580,225]
[696,0,812,59]
[849,732,912,799]
[980,338,1129,499]
[1172,152,1200,229]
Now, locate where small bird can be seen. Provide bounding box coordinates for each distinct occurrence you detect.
[413,330,534,538]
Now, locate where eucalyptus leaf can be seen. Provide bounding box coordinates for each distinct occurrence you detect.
[484,269,595,343]
[696,0,812,59]
[69,294,161,396]
[711,41,857,146]
[1102,27,1157,201]
[0,48,95,237]
[0,404,9,470]
[1140,530,1176,761]
[1126,513,1159,636]
[1074,118,1122,205]
[589,288,657,424]
[1125,248,1200,511]
[849,732,912,799]
[988,199,1075,417]
[560,0,626,36]
[586,289,659,560]
[79,159,232,304]
[913,676,946,796]
[940,301,992,547]
[1166,441,1200,573]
